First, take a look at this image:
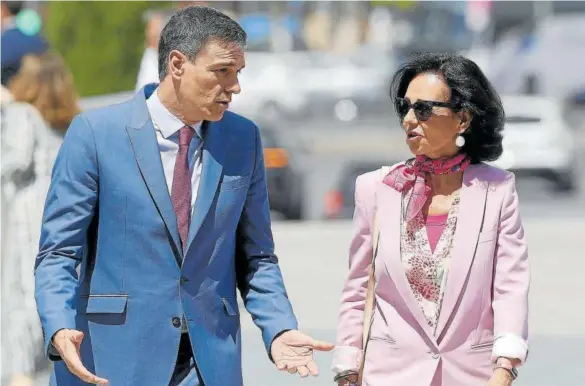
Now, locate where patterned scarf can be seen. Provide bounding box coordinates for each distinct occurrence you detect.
[383,154,471,222]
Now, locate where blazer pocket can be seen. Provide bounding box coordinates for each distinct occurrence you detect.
[469,341,494,352]
[220,174,250,192]
[222,297,240,316]
[478,227,498,244]
[84,295,128,314]
[368,335,396,345]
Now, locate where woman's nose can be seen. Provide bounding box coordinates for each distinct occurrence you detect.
[402,108,418,128]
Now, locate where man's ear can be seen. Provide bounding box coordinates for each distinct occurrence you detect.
[169,50,186,79]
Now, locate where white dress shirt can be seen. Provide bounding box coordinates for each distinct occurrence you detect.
[146,89,202,334]
[146,88,203,218]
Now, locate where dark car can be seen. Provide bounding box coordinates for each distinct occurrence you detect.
[324,160,398,220]
[259,126,305,220]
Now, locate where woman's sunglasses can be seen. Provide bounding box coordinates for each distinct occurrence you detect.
[396,97,458,122]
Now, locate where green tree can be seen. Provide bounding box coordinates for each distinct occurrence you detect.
[44,1,172,97]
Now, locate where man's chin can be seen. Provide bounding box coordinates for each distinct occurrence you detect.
[205,111,226,122]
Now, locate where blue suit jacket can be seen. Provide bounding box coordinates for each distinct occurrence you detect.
[34,86,298,386]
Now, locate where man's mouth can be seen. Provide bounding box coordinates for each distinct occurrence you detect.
[407,131,422,138]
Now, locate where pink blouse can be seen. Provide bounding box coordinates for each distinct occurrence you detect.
[426,212,449,252]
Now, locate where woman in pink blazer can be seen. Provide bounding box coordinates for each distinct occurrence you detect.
[332,53,529,386]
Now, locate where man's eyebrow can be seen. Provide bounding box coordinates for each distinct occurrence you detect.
[210,60,237,67]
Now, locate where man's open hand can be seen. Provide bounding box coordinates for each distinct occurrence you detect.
[271,330,334,378]
[52,329,109,385]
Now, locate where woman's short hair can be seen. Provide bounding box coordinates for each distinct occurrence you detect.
[8,51,80,133]
[389,52,505,164]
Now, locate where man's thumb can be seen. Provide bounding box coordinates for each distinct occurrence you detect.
[70,330,84,345]
[310,339,335,351]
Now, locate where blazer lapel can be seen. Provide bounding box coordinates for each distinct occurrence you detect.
[184,120,224,255]
[377,181,437,346]
[126,91,182,258]
[436,165,488,340]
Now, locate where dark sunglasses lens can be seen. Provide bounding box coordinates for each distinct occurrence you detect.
[396,98,410,119]
[414,102,432,121]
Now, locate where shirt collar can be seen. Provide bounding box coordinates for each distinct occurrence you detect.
[146,88,202,140]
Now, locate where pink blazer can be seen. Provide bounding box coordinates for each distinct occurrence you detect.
[332,163,530,386]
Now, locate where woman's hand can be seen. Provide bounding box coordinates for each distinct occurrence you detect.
[487,369,513,386]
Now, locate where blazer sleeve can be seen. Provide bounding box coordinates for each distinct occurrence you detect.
[34,114,99,361]
[491,174,530,365]
[332,174,373,374]
[234,124,298,359]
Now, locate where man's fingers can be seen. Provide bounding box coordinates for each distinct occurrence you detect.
[306,361,320,376]
[297,366,310,378]
[276,362,286,371]
[63,344,108,385]
[287,366,297,374]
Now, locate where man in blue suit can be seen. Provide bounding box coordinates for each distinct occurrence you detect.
[34,6,333,386]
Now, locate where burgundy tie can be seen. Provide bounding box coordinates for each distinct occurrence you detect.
[171,126,196,249]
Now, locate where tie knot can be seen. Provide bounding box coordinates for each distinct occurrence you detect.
[179,126,195,147]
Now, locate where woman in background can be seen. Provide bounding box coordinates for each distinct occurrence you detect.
[332,52,529,386]
[2,51,79,386]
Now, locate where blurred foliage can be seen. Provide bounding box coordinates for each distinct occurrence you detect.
[44,1,173,97]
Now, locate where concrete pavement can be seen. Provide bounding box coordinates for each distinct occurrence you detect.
[33,218,585,385]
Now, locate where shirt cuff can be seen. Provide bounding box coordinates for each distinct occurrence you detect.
[331,345,362,374]
[491,333,528,365]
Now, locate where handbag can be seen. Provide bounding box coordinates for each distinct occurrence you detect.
[356,166,388,385]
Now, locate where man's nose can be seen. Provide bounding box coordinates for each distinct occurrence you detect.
[227,79,241,95]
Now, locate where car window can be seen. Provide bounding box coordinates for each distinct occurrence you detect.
[506,116,542,123]
[260,129,278,148]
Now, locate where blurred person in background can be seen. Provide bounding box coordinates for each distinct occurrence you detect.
[34,5,331,386]
[135,9,170,91]
[333,53,529,386]
[1,51,79,386]
[1,1,49,86]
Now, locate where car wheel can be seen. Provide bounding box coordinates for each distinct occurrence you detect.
[552,169,577,193]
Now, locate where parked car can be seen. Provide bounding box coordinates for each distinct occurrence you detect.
[490,95,579,192]
[259,125,305,220]
[324,160,395,220]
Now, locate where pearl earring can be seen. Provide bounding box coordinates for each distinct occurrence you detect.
[455,134,465,147]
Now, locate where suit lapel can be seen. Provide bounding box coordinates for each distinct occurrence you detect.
[377,181,437,345]
[436,165,488,339]
[126,90,182,259]
[184,120,224,255]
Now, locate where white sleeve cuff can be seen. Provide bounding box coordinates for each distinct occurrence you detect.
[331,345,363,374]
[491,333,529,365]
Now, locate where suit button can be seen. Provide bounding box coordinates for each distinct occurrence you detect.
[432,353,440,359]
[172,317,181,328]
[180,276,189,284]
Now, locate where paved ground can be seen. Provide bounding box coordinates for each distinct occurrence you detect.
[32,217,585,385]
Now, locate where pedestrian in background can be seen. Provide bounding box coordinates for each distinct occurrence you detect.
[2,50,79,386]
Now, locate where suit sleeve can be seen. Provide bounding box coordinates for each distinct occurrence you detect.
[331,174,372,374]
[34,114,99,361]
[491,174,530,365]
[235,125,298,358]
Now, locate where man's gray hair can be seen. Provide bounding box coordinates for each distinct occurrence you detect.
[158,5,247,80]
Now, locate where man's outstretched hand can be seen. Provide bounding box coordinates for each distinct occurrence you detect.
[271,330,334,378]
[52,329,109,385]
